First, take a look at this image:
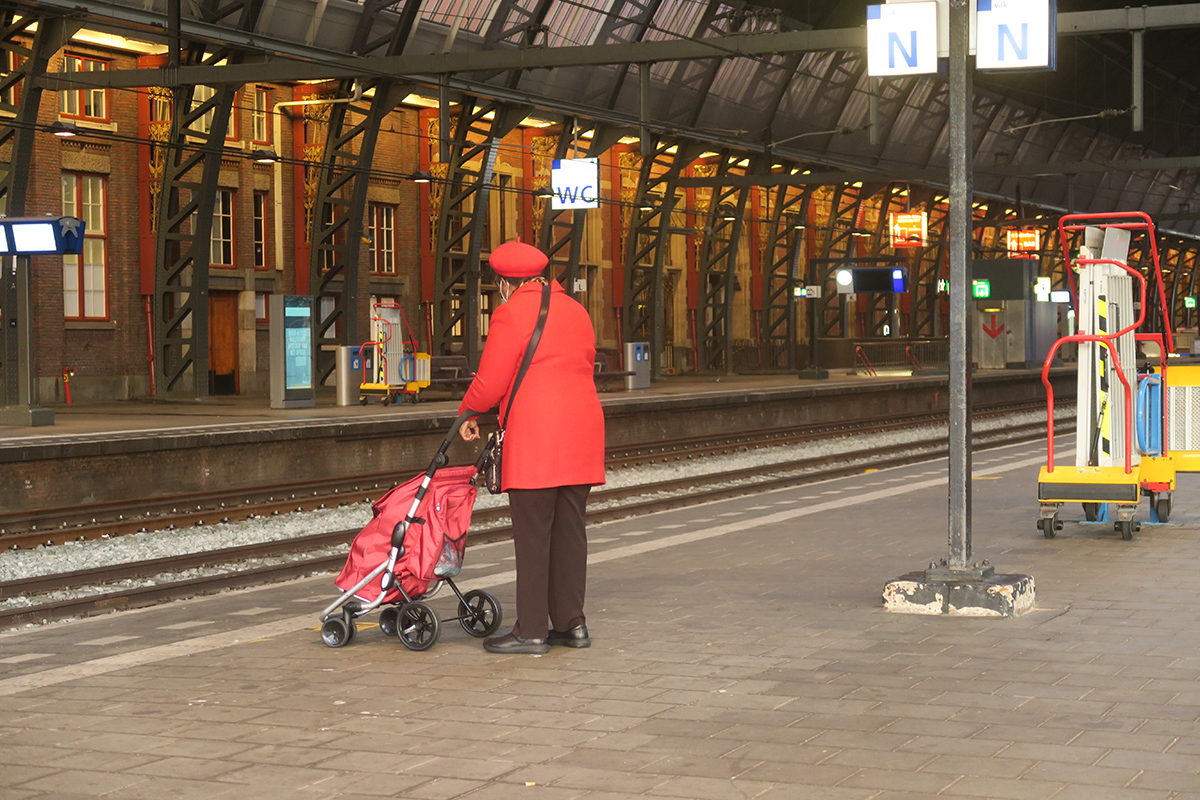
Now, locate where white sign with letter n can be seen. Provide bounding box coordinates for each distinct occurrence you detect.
[975,0,1055,71]
[866,2,939,78]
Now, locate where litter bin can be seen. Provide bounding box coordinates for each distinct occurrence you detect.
[336,346,362,406]
[623,342,651,390]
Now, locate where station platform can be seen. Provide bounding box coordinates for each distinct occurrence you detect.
[3,438,1199,799]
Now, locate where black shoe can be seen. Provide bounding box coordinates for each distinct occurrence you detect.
[483,631,548,654]
[547,624,591,648]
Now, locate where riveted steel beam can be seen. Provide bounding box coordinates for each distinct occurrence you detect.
[48,4,1200,89]
[759,177,810,371]
[536,123,622,291]
[696,151,753,374]
[153,0,265,397]
[432,98,529,365]
[309,0,420,384]
[0,11,83,411]
[622,138,701,378]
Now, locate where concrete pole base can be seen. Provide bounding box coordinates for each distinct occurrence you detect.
[883,568,1035,617]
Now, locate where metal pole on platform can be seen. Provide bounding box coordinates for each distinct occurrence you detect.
[946,0,973,571]
[0,255,53,426]
[884,0,1034,615]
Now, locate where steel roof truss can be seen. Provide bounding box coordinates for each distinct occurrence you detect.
[432,98,528,364]
[697,152,753,373]
[759,178,809,370]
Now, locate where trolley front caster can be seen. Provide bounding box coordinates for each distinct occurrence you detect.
[320,613,357,648]
[397,601,439,651]
[378,606,401,638]
[458,589,503,638]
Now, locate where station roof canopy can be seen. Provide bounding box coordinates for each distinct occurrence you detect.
[18,0,1200,237]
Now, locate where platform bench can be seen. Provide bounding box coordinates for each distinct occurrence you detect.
[594,352,635,392]
[426,355,475,399]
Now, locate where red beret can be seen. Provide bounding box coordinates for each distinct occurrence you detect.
[489,241,548,278]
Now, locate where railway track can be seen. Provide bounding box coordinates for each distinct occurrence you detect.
[0,413,1067,627]
[1,400,1053,551]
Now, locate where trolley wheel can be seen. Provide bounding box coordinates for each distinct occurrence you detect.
[1083,502,1099,522]
[1039,517,1058,539]
[320,615,356,648]
[381,395,392,407]
[1156,495,1172,523]
[1116,520,1140,541]
[359,396,368,406]
[397,602,439,651]
[458,589,503,638]
[378,606,401,638]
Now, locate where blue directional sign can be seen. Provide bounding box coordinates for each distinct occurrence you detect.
[0,216,85,255]
[975,0,1056,71]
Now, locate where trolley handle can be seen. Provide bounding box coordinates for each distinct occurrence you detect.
[423,410,481,473]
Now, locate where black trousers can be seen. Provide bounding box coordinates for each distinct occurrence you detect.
[507,484,591,640]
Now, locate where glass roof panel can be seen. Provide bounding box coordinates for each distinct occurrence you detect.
[421,0,495,35]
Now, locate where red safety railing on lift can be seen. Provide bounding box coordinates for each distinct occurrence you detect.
[358,304,423,386]
[854,346,877,377]
[905,345,923,373]
[1043,212,1171,474]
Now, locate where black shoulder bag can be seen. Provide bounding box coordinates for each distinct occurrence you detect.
[478,281,551,494]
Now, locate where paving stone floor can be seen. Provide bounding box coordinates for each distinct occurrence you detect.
[2,440,1200,799]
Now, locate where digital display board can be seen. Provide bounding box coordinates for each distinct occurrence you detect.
[283,298,312,391]
[852,267,909,293]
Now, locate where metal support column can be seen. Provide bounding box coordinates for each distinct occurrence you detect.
[945,0,975,573]
[152,0,264,397]
[622,138,699,379]
[0,12,82,424]
[309,0,420,383]
[432,99,528,365]
[760,179,810,372]
[697,152,754,374]
[538,124,622,290]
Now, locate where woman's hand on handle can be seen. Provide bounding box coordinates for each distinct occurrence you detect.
[460,418,480,442]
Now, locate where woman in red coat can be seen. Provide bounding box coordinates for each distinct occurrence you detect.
[459,241,606,654]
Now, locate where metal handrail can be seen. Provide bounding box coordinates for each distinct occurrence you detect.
[854,346,877,377]
[1042,333,1135,474]
[905,345,923,373]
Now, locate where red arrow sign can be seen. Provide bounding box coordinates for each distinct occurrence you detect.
[983,314,1005,339]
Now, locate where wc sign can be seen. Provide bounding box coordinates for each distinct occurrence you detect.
[550,157,599,210]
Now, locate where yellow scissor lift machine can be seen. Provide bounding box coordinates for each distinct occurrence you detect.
[358,303,430,406]
[1038,212,1195,540]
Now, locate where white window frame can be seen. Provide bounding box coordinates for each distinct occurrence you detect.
[61,173,108,320]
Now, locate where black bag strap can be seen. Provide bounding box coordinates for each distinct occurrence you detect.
[500,280,551,429]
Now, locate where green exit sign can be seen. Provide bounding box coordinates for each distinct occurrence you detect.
[972,279,991,299]
[1187,296,1197,309]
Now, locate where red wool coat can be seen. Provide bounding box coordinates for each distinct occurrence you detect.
[459,281,606,491]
